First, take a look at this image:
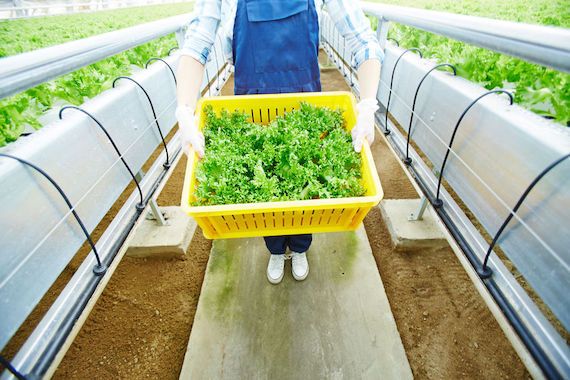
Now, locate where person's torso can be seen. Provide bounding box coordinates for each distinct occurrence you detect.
[215,0,324,64]
[232,0,321,94]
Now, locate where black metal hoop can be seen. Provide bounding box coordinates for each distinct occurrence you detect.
[387,37,399,47]
[112,76,171,168]
[59,106,146,210]
[404,63,457,165]
[0,153,107,275]
[433,90,514,208]
[384,48,423,135]
[167,46,179,56]
[145,57,177,85]
[478,153,570,278]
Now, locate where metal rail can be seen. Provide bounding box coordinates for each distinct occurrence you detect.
[2,75,232,380]
[0,13,191,99]
[322,7,570,378]
[0,54,180,353]
[0,0,189,16]
[361,2,570,73]
[0,16,230,375]
[7,138,180,379]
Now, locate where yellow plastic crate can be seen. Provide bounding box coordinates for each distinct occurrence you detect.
[181,91,383,239]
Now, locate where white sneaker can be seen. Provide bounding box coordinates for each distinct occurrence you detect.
[292,251,309,281]
[267,254,285,284]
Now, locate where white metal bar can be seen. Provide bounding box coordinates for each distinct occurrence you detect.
[375,18,390,50]
[0,13,191,99]
[148,197,168,226]
[408,196,428,221]
[361,2,570,73]
[0,0,189,13]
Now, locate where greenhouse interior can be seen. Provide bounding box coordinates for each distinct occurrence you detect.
[0,0,569,379]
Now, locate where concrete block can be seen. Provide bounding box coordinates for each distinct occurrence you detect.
[379,199,448,251]
[180,226,412,379]
[126,206,196,259]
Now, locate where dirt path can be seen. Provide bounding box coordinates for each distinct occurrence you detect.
[47,65,528,379]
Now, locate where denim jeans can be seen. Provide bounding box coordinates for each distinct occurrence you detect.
[264,234,312,254]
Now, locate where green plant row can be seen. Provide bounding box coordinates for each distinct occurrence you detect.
[193,103,365,206]
[367,0,570,126]
[0,3,194,146]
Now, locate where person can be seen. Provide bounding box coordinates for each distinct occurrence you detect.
[176,0,382,284]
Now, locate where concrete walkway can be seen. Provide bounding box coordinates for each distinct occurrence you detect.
[180,227,412,380]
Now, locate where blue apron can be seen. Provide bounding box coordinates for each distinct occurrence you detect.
[233,0,318,253]
[233,0,321,95]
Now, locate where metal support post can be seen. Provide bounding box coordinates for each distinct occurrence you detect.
[408,196,428,221]
[175,27,186,49]
[147,198,168,226]
[376,17,391,50]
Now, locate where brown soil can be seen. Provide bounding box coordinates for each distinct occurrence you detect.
[1,127,179,360]
[363,134,528,379]
[391,99,569,343]
[365,207,529,379]
[6,60,529,379]
[54,224,211,379]
[51,151,213,379]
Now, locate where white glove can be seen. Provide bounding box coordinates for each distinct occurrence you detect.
[351,98,379,153]
[175,106,205,158]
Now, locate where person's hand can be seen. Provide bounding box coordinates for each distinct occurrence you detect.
[351,98,379,153]
[175,106,205,158]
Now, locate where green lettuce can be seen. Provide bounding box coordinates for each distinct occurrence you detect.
[193,103,365,206]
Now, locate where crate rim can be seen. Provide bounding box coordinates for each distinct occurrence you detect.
[182,193,382,216]
[195,90,356,106]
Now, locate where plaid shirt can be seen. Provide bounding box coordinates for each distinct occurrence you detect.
[181,0,383,69]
